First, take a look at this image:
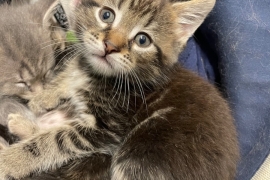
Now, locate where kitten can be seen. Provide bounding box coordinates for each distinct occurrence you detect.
[0,0,73,145]
[0,0,239,179]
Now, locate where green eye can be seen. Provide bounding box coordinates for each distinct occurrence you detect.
[99,8,115,23]
[134,33,151,47]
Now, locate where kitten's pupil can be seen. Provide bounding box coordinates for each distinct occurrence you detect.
[103,12,110,19]
[100,8,115,23]
[139,36,146,44]
[135,34,151,47]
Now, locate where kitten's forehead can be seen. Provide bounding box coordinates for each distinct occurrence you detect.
[93,0,165,8]
[104,0,171,32]
[117,0,164,10]
[92,0,167,15]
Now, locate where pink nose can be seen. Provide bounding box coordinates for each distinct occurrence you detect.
[104,40,119,54]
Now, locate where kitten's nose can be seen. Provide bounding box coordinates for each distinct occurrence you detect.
[104,40,119,54]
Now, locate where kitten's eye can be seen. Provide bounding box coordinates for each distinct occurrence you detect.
[134,33,151,47]
[16,81,28,88]
[99,8,115,23]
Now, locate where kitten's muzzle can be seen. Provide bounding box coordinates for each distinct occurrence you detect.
[104,40,120,55]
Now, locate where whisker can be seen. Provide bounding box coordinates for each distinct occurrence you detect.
[111,72,121,103]
[115,70,124,107]
[122,70,127,108]
[130,69,148,114]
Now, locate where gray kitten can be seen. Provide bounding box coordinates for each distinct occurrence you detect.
[0,0,70,145]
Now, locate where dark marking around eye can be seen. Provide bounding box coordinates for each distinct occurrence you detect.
[23,142,40,157]
[128,40,133,50]
[154,44,164,66]
[81,0,100,7]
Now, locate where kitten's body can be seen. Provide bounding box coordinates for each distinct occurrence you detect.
[0,0,70,145]
[0,0,239,179]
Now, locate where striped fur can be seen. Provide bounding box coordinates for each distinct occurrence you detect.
[0,0,239,179]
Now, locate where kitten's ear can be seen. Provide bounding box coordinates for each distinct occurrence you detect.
[42,0,81,50]
[172,0,215,46]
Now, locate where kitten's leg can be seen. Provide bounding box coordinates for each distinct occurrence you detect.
[7,110,68,141]
[0,115,120,180]
[28,85,69,114]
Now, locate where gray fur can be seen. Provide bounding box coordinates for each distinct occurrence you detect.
[0,0,69,144]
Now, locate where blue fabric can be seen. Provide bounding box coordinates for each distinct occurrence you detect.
[196,0,270,179]
[178,37,217,83]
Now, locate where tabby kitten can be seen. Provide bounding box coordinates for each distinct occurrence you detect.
[0,0,73,145]
[0,0,239,179]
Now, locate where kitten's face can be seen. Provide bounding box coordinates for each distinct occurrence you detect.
[75,0,182,83]
[0,0,69,98]
[0,23,55,97]
[74,0,215,85]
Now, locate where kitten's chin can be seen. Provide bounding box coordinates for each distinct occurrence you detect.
[86,54,116,77]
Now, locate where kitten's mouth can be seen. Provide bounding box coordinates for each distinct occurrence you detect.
[92,54,113,68]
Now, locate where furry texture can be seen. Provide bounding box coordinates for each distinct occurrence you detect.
[0,0,71,145]
[0,0,239,179]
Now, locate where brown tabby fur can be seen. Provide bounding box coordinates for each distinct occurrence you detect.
[0,0,239,179]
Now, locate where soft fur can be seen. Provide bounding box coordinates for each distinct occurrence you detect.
[0,0,239,179]
[0,0,70,145]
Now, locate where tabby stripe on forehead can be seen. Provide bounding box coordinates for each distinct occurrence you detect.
[81,0,100,7]
[117,0,125,9]
[145,9,157,27]
[139,7,155,18]
[20,61,34,77]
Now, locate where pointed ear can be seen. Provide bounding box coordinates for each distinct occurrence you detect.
[172,0,215,45]
[42,0,81,50]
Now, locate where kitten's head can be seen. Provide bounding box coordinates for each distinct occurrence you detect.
[73,0,215,85]
[0,0,73,98]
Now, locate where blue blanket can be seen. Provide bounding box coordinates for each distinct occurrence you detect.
[180,0,270,179]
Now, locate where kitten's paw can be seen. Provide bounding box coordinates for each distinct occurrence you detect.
[28,99,48,115]
[28,95,59,115]
[8,114,38,140]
